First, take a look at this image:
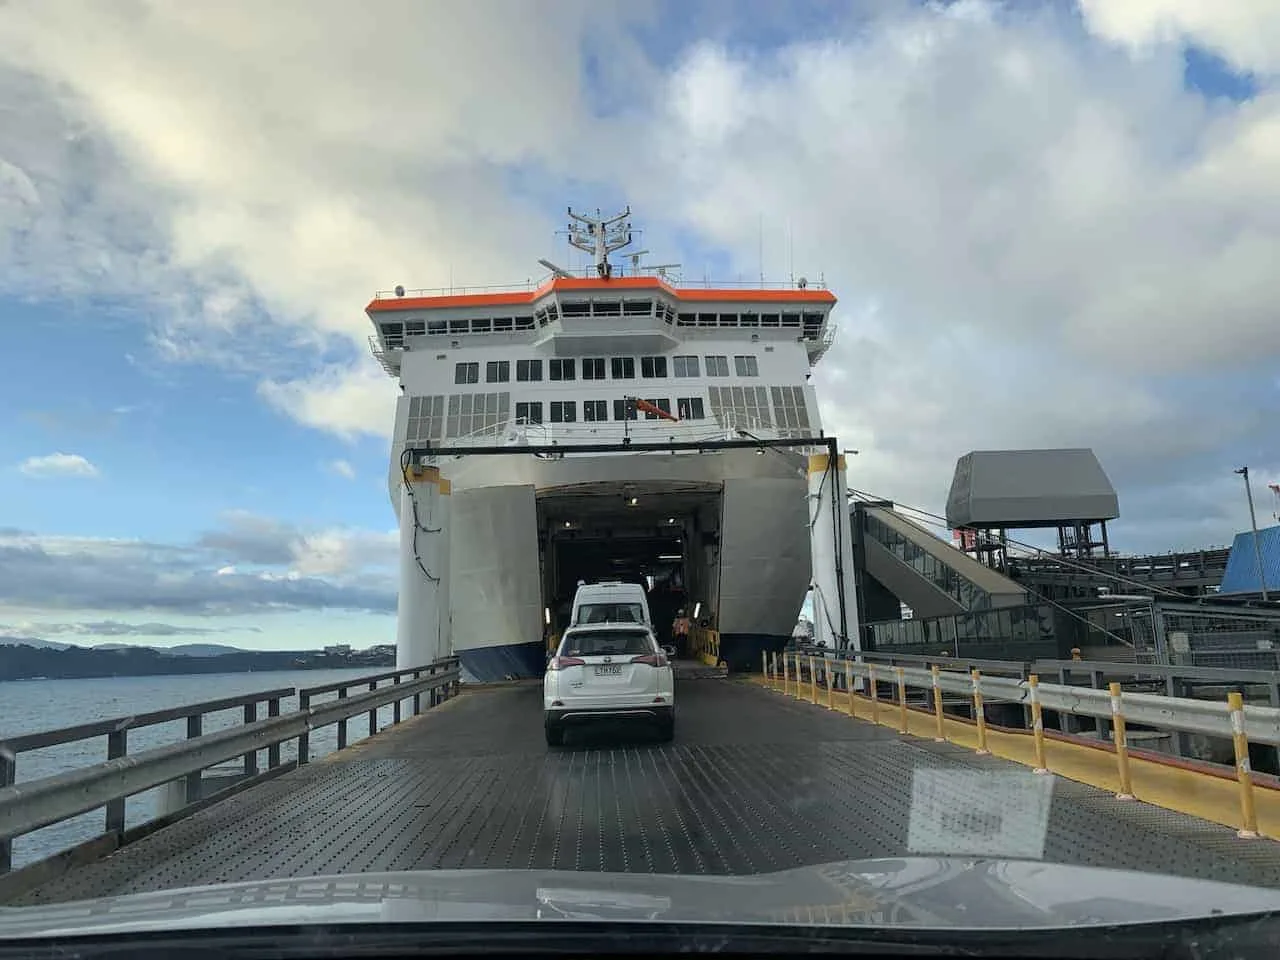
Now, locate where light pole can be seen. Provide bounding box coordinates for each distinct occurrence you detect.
[1235,466,1270,602]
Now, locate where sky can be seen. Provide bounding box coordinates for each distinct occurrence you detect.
[2,0,1279,651]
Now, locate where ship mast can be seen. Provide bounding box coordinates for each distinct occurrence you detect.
[567,206,633,279]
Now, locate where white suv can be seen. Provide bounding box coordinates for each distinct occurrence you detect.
[543,623,675,746]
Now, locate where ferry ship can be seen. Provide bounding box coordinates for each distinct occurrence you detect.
[367,208,846,681]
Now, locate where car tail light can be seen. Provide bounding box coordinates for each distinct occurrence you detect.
[631,654,667,667]
[547,655,585,671]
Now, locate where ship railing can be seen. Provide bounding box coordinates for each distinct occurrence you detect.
[766,649,1280,838]
[372,272,827,300]
[0,657,460,888]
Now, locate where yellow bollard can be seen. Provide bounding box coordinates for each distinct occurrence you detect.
[792,653,802,698]
[869,665,879,725]
[1028,675,1048,774]
[845,661,855,717]
[809,656,818,703]
[1109,682,1134,799]
[782,653,791,696]
[896,667,908,734]
[930,665,945,742]
[971,669,990,755]
[1228,692,1260,838]
[826,660,835,709]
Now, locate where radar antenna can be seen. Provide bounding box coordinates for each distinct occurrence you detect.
[567,206,632,279]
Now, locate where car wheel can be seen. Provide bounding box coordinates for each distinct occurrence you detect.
[545,720,565,746]
[656,716,674,743]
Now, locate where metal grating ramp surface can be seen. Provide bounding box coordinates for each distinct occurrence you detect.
[14,677,1280,904]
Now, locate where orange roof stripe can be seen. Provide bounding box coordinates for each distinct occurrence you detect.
[366,276,835,313]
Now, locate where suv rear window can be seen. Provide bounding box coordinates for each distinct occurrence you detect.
[576,602,645,625]
[562,629,653,657]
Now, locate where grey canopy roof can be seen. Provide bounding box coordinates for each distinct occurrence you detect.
[945,448,1119,529]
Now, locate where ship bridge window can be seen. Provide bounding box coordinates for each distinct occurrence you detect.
[718,314,739,326]
[704,355,730,377]
[380,322,404,348]
[611,357,635,379]
[771,386,810,435]
[739,313,760,327]
[676,313,695,327]
[486,360,510,383]
[582,357,606,380]
[447,391,511,438]
[593,301,621,317]
[697,313,717,327]
[535,308,551,327]
[673,355,699,378]
[405,320,425,336]
[734,355,759,377]
[761,313,781,327]
[583,400,608,421]
[641,398,672,420]
[427,319,447,334]
[640,356,667,378]
[517,359,543,382]
[406,394,446,444]
[449,319,469,334]
[560,301,590,318]
[493,317,514,331]
[623,300,652,317]
[677,397,705,420]
[659,303,676,324]
[472,318,492,333]
[550,358,575,381]
[613,398,638,421]
[515,401,543,425]
[802,312,824,337]
[709,385,771,430]
[550,401,577,423]
[782,312,802,328]
[454,361,479,384]
[514,316,535,330]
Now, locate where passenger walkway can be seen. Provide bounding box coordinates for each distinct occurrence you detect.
[13,667,1280,905]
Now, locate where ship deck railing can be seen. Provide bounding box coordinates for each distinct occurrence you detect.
[0,657,460,884]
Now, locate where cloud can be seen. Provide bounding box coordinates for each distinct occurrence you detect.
[259,364,395,440]
[0,619,259,638]
[619,2,1280,550]
[326,459,356,480]
[0,517,397,617]
[18,453,100,478]
[1079,0,1280,75]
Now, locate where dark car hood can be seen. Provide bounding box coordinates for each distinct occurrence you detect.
[3,858,1280,939]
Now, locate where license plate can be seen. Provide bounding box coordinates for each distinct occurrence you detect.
[594,664,623,676]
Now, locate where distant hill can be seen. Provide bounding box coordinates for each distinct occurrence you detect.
[0,635,71,651]
[159,643,246,657]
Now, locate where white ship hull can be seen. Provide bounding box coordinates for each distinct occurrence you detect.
[395,444,812,681]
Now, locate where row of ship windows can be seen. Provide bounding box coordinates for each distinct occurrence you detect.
[404,385,811,443]
[454,354,759,385]
[379,304,825,343]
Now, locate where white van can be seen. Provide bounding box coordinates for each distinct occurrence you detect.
[570,581,652,630]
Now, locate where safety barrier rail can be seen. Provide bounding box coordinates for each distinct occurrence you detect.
[692,627,721,667]
[762,650,1279,839]
[0,657,460,878]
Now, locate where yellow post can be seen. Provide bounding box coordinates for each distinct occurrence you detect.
[826,660,835,709]
[782,653,790,695]
[869,665,879,725]
[1228,692,1260,838]
[1028,675,1048,774]
[896,667,908,734]
[792,653,802,698]
[930,665,945,742]
[845,661,855,717]
[1109,682,1134,799]
[808,656,818,703]
[971,669,990,755]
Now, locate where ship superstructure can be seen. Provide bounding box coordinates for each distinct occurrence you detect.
[367,208,855,680]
